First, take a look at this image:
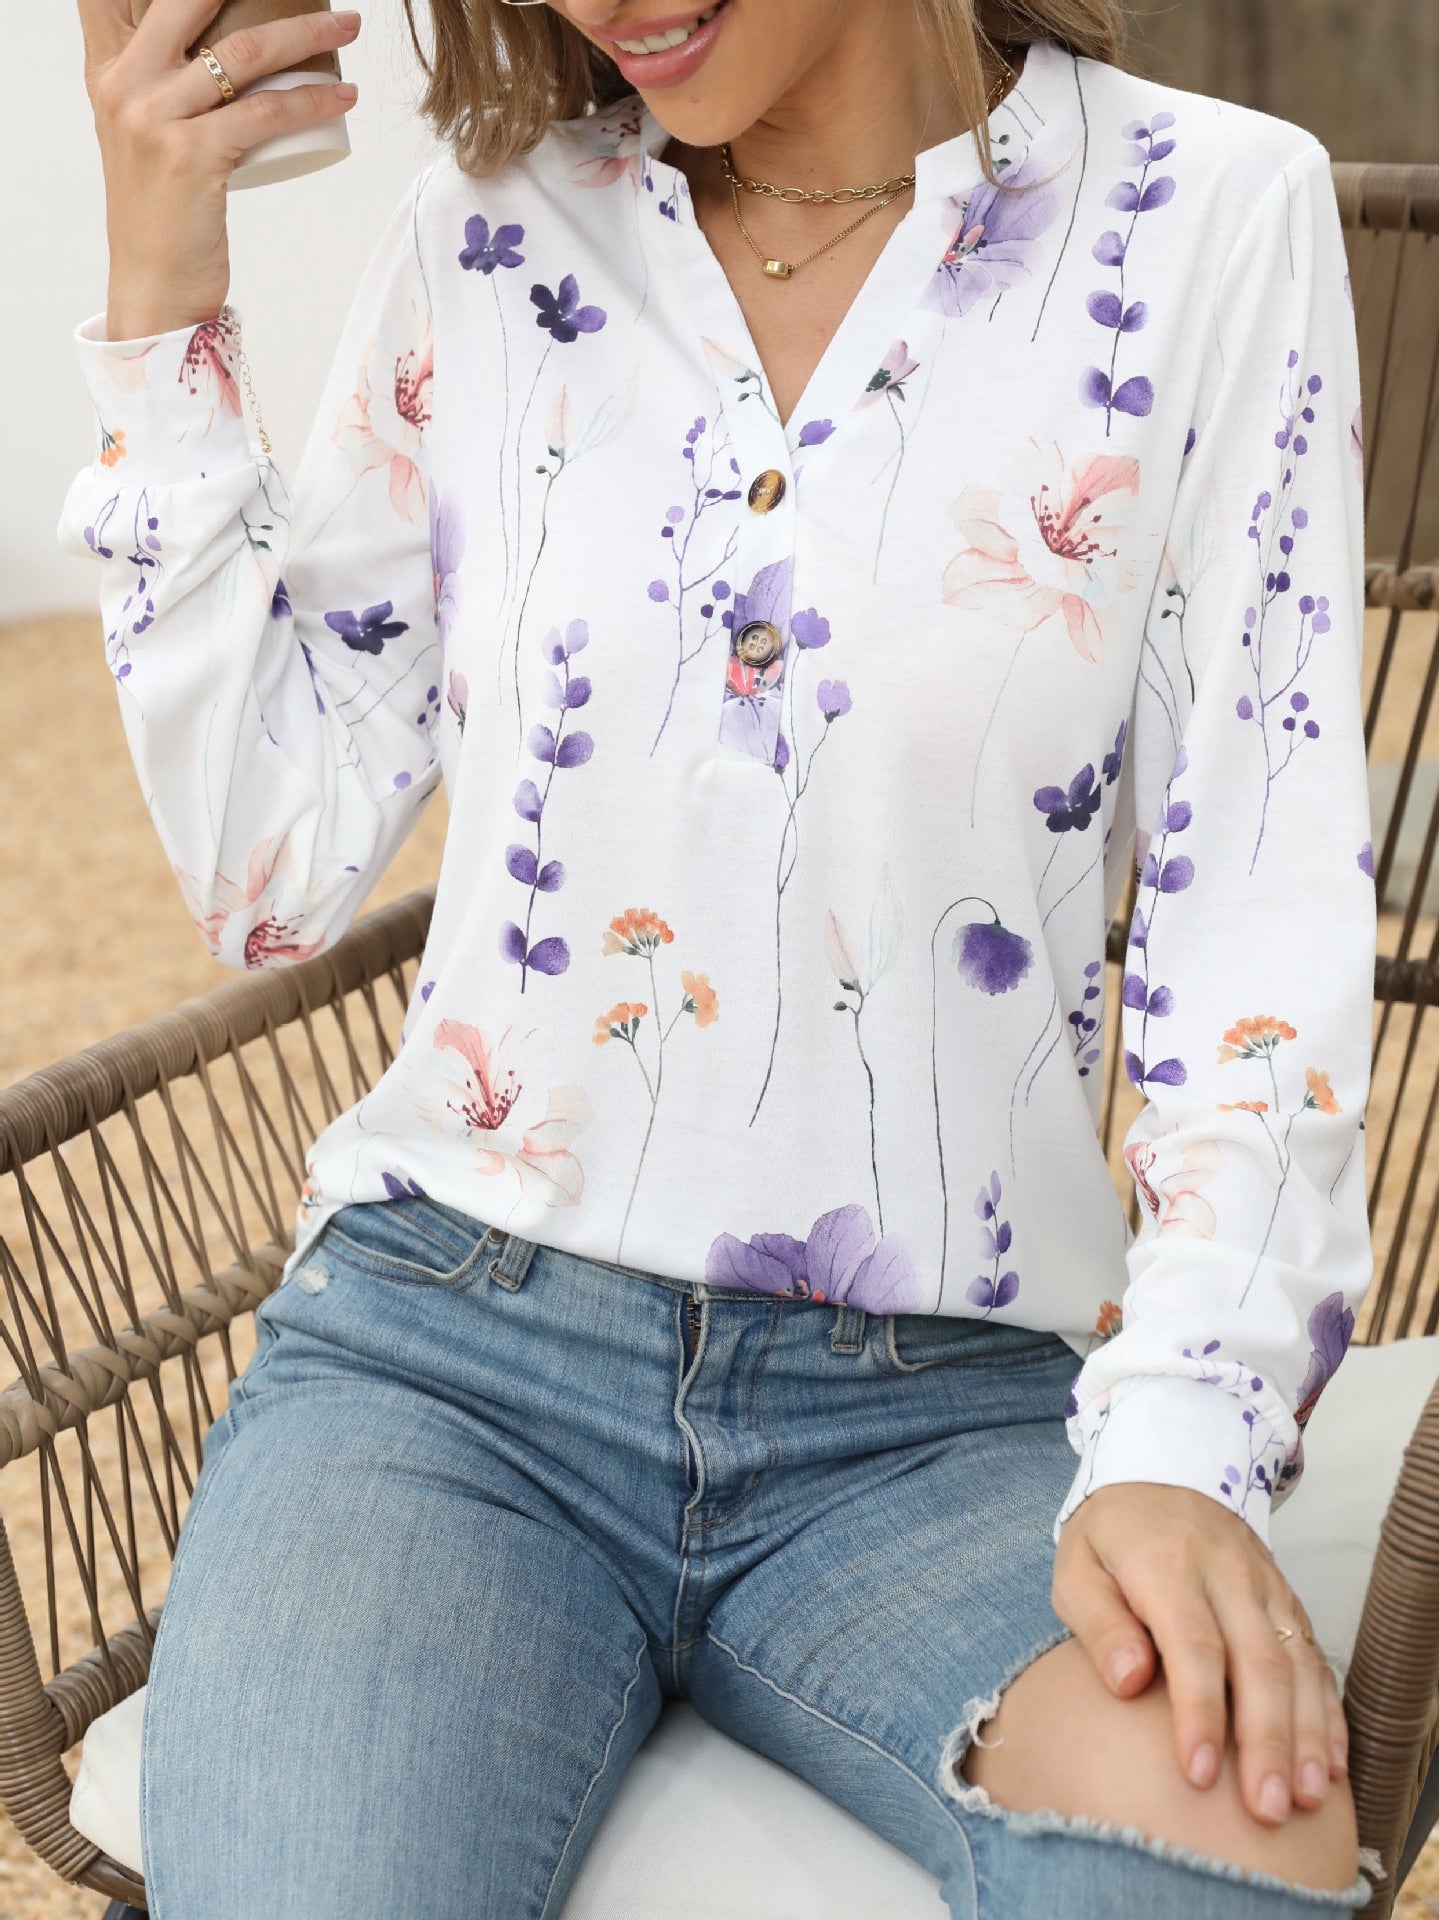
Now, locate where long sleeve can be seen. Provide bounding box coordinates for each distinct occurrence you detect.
[55,164,442,969]
[1054,141,1376,1549]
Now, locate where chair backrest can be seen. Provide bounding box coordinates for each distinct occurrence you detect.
[0,161,1436,1910]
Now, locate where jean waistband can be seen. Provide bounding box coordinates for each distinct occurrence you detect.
[480,1220,871,1356]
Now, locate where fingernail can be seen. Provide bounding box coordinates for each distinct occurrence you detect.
[1106,1648,1142,1688]
[1259,1773,1289,1821]
[1300,1760,1327,1801]
[336,9,361,23]
[1188,1742,1219,1788]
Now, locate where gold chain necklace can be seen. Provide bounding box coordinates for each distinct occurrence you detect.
[721,51,1017,280]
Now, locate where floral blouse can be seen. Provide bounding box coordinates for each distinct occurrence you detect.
[57,33,1376,1546]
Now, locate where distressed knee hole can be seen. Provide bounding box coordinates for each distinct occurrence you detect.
[294,1262,330,1294]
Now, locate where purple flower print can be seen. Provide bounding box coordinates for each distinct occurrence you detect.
[325,599,409,655]
[648,414,741,754]
[860,340,923,583]
[706,1203,926,1313]
[1235,351,1331,872]
[1183,1338,1286,1518]
[1295,1290,1355,1428]
[1080,112,1176,435]
[967,1171,1020,1313]
[1034,762,1102,834]
[429,483,466,667]
[923,154,1063,321]
[745,585,844,1126]
[458,215,525,275]
[381,1172,428,1200]
[796,419,834,448]
[929,893,1035,1302]
[719,556,794,764]
[825,871,903,1231]
[530,275,607,343]
[1358,841,1373,878]
[1124,744,1193,1092]
[500,618,593,990]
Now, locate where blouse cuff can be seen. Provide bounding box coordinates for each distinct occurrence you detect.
[72,307,259,485]
[1053,1374,1287,1549]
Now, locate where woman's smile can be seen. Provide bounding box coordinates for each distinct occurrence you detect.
[600,0,730,87]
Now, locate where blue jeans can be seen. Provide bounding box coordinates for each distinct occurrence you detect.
[140,1193,1372,1918]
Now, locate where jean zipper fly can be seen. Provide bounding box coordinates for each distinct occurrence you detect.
[683,1292,701,1360]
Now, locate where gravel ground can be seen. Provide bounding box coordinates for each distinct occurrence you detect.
[2,610,1433,1914]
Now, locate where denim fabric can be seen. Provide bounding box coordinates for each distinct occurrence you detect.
[139,1193,1372,1918]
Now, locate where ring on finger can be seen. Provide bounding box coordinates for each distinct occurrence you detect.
[196,46,236,102]
[1274,1623,1318,1646]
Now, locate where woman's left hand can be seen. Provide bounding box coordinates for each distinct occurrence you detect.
[1052,1481,1348,1825]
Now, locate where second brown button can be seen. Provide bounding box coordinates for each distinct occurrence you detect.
[735,620,783,666]
[747,469,787,514]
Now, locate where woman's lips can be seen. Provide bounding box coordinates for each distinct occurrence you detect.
[605,0,730,88]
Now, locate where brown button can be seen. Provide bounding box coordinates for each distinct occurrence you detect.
[747,469,787,514]
[734,620,783,667]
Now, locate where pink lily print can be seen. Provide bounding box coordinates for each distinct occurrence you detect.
[1213,1015,1344,1307]
[325,300,433,538]
[594,909,718,1262]
[171,837,325,968]
[413,1016,593,1208]
[942,438,1143,826]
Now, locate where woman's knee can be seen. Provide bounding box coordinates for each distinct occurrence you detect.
[954,1637,1359,1895]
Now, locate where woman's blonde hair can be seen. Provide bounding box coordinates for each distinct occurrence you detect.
[398,0,1130,184]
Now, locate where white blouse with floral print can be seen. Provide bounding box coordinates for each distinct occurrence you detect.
[57,34,1376,1546]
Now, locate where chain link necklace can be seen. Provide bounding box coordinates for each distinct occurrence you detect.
[720,49,1018,280]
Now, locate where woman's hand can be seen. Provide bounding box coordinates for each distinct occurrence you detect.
[1052,1481,1348,1826]
[76,0,362,340]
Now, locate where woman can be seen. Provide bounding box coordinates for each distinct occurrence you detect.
[62,0,1380,1913]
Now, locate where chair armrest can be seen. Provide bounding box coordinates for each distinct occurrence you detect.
[1344,1372,1439,1917]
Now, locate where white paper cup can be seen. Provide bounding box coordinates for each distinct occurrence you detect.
[227,69,351,189]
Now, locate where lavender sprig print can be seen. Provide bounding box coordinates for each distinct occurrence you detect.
[929,895,1035,1302]
[646,414,741,753]
[1236,350,1330,873]
[458,215,525,607]
[968,1170,1020,1313]
[500,619,594,990]
[1124,743,1194,1095]
[748,603,845,1127]
[1183,1341,1286,1520]
[1080,113,1176,435]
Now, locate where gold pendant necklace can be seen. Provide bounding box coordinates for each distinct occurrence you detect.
[720,50,1017,281]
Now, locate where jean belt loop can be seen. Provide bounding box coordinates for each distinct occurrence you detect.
[830,1303,867,1356]
[488,1229,539,1293]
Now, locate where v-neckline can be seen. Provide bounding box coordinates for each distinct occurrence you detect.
[631,37,1073,456]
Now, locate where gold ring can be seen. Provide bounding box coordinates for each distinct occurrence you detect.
[197,46,236,103]
[1275,1625,1317,1646]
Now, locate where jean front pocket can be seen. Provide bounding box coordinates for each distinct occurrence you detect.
[318,1194,501,1291]
[882,1310,1077,1375]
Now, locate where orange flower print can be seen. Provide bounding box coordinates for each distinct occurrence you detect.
[1216,1014,1298,1063]
[680,972,718,1028]
[594,1002,647,1044]
[602,908,675,956]
[99,423,127,469]
[1094,1300,1123,1340]
[598,911,717,1261]
[1305,1067,1341,1115]
[1216,1099,1269,1113]
[334,301,433,523]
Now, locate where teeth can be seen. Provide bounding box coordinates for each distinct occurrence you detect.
[615,3,718,55]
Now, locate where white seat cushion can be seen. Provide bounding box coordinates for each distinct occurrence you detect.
[70,1338,1439,1911]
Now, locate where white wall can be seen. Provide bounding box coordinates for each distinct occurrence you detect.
[6,0,442,621]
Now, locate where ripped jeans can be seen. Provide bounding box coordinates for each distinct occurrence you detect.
[139,1193,1376,1918]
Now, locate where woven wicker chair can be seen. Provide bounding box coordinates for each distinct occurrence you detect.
[2,158,1437,1919]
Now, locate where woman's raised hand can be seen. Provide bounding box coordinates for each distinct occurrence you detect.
[1053,1480,1349,1826]
[76,0,361,341]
